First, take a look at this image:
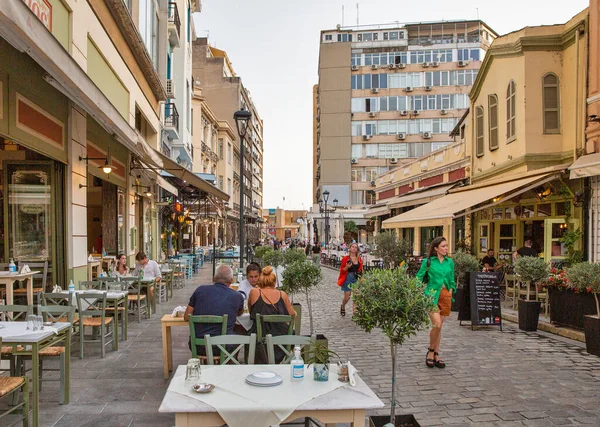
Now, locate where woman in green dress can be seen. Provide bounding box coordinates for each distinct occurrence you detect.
[416,236,456,369]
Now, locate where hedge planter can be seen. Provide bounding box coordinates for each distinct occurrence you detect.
[549,288,597,330]
[518,300,541,331]
[583,315,600,357]
[369,414,421,427]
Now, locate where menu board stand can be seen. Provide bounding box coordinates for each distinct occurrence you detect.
[468,272,503,331]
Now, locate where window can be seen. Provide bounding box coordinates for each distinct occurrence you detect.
[365,191,376,205]
[218,139,224,159]
[543,73,560,133]
[352,190,365,205]
[351,53,361,66]
[476,106,484,157]
[506,81,516,142]
[218,175,224,190]
[325,34,332,41]
[227,178,232,195]
[351,144,363,158]
[365,168,378,182]
[227,143,232,164]
[139,0,159,70]
[488,95,498,150]
[365,144,378,158]
[351,168,364,182]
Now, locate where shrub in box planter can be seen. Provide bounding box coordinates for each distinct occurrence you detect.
[548,288,597,329]
[566,262,600,356]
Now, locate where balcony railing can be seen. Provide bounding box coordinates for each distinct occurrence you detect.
[233,171,240,182]
[167,2,181,46]
[164,103,179,136]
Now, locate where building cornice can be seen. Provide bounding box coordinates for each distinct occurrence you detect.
[103,0,166,101]
[377,158,470,193]
[470,17,587,101]
[472,152,574,183]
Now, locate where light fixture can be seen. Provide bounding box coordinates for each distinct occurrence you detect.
[492,197,501,203]
[177,214,185,223]
[80,155,112,174]
[184,215,193,225]
[333,198,339,208]
[323,190,330,203]
[132,184,152,197]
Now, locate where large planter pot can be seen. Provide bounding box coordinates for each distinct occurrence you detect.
[369,414,421,427]
[583,315,600,357]
[312,364,329,381]
[549,288,597,330]
[518,300,541,331]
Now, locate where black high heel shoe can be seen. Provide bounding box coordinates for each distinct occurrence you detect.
[340,305,346,316]
[434,352,446,368]
[426,348,435,368]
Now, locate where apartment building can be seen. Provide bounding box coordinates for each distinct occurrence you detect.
[191,38,265,244]
[315,20,497,211]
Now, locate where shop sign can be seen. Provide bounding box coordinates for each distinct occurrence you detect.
[20,204,45,215]
[22,0,52,31]
[268,226,276,236]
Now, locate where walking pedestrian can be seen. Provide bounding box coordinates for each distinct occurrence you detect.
[336,242,363,316]
[416,236,456,369]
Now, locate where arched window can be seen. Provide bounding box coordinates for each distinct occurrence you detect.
[488,94,498,150]
[506,81,516,142]
[476,106,485,157]
[543,73,560,133]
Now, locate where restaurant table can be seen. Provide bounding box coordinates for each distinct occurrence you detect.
[159,364,384,427]
[0,321,72,427]
[71,290,128,345]
[87,260,101,280]
[161,314,186,379]
[0,270,39,306]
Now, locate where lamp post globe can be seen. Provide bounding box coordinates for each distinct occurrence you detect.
[233,108,252,268]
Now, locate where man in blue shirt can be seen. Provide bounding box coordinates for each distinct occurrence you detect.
[184,265,244,354]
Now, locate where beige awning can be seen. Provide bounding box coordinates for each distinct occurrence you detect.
[365,205,389,217]
[155,174,179,196]
[382,173,559,229]
[569,153,600,179]
[156,151,229,201]
[387,184,453,209]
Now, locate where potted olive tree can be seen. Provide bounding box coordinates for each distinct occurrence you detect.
[372,231,411,269]
[565,262,600,356]
[514,256,549,331]
[452,251,481,317]
[282,259,322,336]
[353,268,431,427]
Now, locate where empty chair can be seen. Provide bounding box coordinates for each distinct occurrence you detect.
[504,274,518,309]
[265,334,316,365]
[79,280,105,290]
[536,282,550,317]
[120,277,147,323]
[0,338,29,426]
[204,333,257,365]
[75,292,115,358]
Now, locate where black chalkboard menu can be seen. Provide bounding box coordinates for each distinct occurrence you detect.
[469,272,502,330]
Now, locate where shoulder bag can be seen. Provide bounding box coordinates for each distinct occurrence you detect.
[422,257,432,284]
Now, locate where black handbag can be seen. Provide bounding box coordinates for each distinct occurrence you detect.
[422,257,432,284]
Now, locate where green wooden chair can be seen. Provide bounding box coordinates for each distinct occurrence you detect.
[0,338,29,427]
[265,334,316,365]
[78,280,105,290]
[119,277,147,323]
[204,333,257,365]
[75,292,115,358]
[256,314,294,342]
[188,315,228,364]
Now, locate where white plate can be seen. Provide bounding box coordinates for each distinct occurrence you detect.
[245,378,283,387]
[246,371,282,385]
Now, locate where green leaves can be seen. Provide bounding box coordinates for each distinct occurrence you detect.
[282,249,307,267]
[514,256,549,284]
[372,232,412,268]
[262,249,284,269]
[566,262,600,294]
[453,251,481,287]
[352,268,431,346]
[254,246,273,260]
[282,260,323,295]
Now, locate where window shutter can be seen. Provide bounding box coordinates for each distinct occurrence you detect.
[543,73,560,133]
[488,95,498,150]
[476,106,484,157]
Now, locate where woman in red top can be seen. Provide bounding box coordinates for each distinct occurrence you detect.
[337,242,363,316]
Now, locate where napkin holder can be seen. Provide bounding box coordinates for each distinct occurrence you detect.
[20,265,31,274]
[52,284,63,293]
[172,306,187,317]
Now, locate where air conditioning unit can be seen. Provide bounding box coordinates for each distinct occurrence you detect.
[425,86,433,91]
[351,112,354,117]
[400,110,408,116]
[369,112,376,117]
[371,64,378,70]
[423,132,432,139]
[440,109,448,115]
[388,63,395,69]
[432,61,440,67]
[412,110,420,115]
[390,157,398,164]
[166,79,175,98]
[422,62,430,68]
[351,158,358,164]
[404,86,413,92]
[458,60,468,67]
[362,135,372,140]
[397,133,406,140]
[371,88,379,94]
[396,63,406,69]
[370,180,376,186]
[351,65,359,71]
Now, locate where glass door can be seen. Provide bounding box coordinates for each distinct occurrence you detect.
[544,219,579,264]
[496,222,518,265]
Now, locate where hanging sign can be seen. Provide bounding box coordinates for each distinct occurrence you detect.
[19,204,45,215]
[22,0,52,31]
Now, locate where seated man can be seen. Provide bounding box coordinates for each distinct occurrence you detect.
[131,252,161,302]
[184,265,244,354]
[482,249,502,272]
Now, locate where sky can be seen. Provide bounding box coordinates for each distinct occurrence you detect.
[194,0,589,211]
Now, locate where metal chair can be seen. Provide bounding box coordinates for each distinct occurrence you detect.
[0,338,29,426]
[120,277,147,323]
[188,315,228,364]
[265,334,316,364]
[75,292,115,358]
[536,283,550,317]
[204,333,257,365]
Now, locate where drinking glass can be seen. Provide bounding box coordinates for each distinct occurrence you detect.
[184,358,201,388]
[26,314,34,330]
[32,315,39,331]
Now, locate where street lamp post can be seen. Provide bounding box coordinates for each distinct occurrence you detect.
[234,108,252,269]
[318,190,338,255]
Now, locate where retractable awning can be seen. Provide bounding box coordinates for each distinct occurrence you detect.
[156,151,229,201]
[365,184,454,218]
[569,153,600,179]
[382,173,560,229]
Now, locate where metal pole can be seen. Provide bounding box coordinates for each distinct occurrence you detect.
[239,134,245,269]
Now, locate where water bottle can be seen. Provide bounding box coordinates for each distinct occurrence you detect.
[290,346,304,382]
[139,268,144,281]
[237,272,243,284]
[102,247,106,257]
[9,258,16,272]
[68,280,75,293]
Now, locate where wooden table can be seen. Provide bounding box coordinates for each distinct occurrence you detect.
[0,321,71,427]
[161,314,186,379]
[159,364,384,427]
[0,271,39,305]
[87,261,101,280]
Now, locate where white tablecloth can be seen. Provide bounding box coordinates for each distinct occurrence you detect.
[168,364,345,427]
[236,313,252,331]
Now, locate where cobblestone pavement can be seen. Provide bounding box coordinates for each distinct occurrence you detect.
[301,266,600,426]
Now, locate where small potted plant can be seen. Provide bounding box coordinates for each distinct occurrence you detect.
[566,262,600,356]
[305,341,339,381]
[452,251,481,317]
[353,268,431,427]
[514,256,549,331]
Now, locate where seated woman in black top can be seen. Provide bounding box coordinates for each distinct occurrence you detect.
[248,266,296,363]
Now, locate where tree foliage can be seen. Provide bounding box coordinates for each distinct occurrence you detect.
[254,246,272,261]
[344,221,358,234]
[372,232,412,268]
[282,260,323,334]
[514,256,549,284]
[282,249,306,267]
[453,251,481,288]
[261,249,284,269]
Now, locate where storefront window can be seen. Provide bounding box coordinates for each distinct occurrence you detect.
[550,223,567,257]
[555,202,568,217]
[118,189,125,254]
[537,203,552,217]
[521,205,534,218]
[498,223,516,260]
[420,226,443,255]
[142,199,152,256]
[7,164,52,261]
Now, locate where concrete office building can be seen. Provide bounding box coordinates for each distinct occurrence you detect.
[315,20,498,212]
